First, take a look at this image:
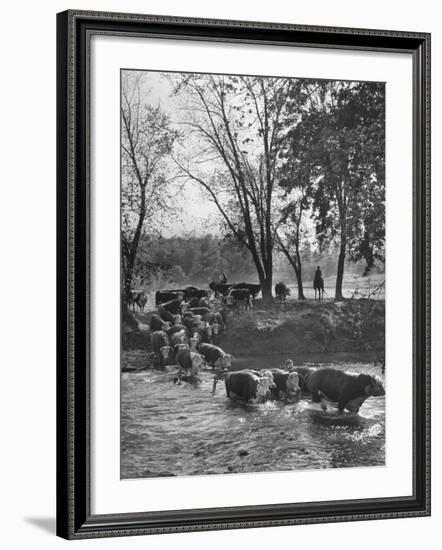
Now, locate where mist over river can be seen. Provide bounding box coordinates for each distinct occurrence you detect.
[121,358,385,479]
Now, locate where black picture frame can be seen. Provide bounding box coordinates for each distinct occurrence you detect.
[56,9,431,540]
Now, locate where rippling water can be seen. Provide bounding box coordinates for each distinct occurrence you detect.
[121,359,385,479]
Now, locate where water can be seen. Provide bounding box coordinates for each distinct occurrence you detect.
[121,357,385,479]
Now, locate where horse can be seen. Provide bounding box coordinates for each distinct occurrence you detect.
[313,276,325,300]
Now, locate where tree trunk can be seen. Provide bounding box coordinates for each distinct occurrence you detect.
[276,237,305,300]
[260,278,273,304]
[335,239,346,301]
[294,247,306,300]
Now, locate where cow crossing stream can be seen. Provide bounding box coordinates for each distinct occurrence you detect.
[121,359,385,479]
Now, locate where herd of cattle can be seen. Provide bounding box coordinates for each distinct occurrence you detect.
[127,280,292,313]
[127,282,385,414]
[221,366,385,413]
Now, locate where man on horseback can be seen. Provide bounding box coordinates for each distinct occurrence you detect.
[313,266,325,300]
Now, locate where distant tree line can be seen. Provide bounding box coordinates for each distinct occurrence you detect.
[129,234,382,292]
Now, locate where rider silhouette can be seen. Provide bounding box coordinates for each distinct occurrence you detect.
[314,266,322,286]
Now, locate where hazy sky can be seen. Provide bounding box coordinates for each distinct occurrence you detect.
[122,70,222,238]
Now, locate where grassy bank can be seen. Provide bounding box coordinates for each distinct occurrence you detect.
[217,299,384,357]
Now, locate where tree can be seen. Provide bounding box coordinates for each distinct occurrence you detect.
[121,72,177,301]
[274,191,309,299]
[173,74,291,303]
[287,81,385,300]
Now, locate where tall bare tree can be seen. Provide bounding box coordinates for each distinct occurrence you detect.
[173,74,291,303]
[121,72,177,300]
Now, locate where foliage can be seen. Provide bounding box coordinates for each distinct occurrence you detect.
[279,80,385,299]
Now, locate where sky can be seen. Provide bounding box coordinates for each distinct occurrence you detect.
[122,69,222,238]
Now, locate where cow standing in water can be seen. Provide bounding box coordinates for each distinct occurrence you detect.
[313,266,325,300]
[306,368,385,413]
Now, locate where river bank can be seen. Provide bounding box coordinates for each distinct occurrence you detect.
[217,299,384,357]
[124,298,384,370]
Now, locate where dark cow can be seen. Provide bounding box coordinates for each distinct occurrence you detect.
[226,288,252,311]
[149,313,169,333]
[224,370,273,402]
[160,299,183,315]
[150,331,171,366]
[155,290,184,306]
[176,348,205,379]
[306,368,385,413]
[197,343,234,370]
[157,307,175,325]
[198,298,210,308]
[275,282,290,303]
[268,369,300,399]
[209,281,232,297]
[230,282,261,299]
[182,313,196,329]
[184,287,208,301]
[187,297,200,308]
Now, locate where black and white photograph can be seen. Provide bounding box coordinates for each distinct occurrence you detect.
[120,69,386,479]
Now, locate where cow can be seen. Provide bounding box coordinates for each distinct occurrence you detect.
[187,297,201,308]
[292,366,317,392]
[149,313,169,333]
[196,325,214,344]
[166,324,189,338]
[226,288,253,311]
[224,370,274,403]
[160,299,183,315]
[176,348,205,380]
[170,330,189,354]
[126,289,147,311]
[150,331,172,366]
[306,368,385,413]
[209,281,232,297]
[275,282,290,303]
[155,290,184,306]
[157,307,176,325]
[204,311,224,333]
[197,343,234,370]
[230,282,261,299]
[182,313,196,331]
[135,290,148,311]
[184,287,208,301]
[268,368,300,399]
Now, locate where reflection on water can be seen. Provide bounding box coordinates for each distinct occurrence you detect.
[121,360,385,479]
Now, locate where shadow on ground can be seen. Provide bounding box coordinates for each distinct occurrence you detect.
[25,517,56,534]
